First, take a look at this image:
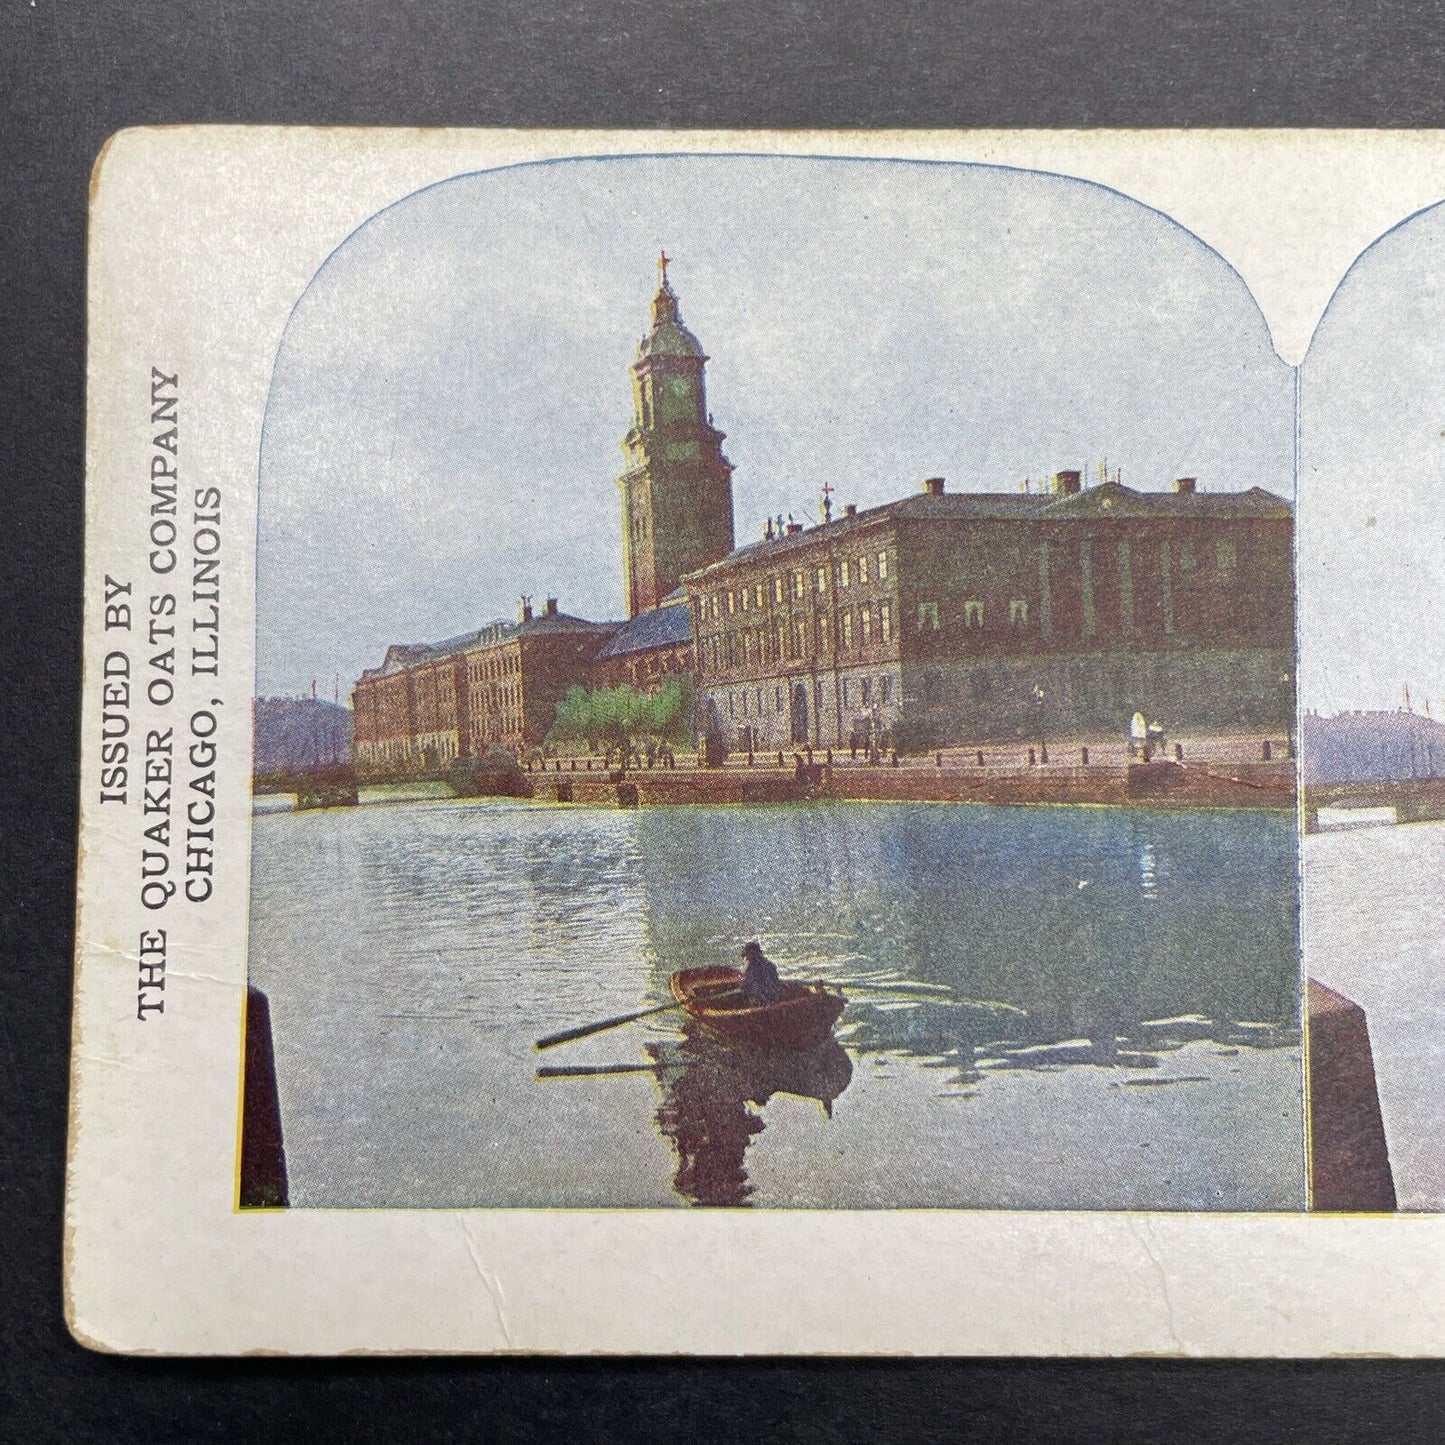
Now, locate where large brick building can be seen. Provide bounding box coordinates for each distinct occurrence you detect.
[350,258,1295,772]
[351,600,618,779]
[684,472,1294,752]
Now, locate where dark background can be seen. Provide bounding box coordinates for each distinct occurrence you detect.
[5,2,1445,1439]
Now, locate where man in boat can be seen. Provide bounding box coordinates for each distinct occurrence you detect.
[739,941,786,1007]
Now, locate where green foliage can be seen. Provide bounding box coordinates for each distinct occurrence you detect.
[548,677,692,762]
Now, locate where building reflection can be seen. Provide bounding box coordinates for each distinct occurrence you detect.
[630,803,1301,1080]
[646,1022,853,1207]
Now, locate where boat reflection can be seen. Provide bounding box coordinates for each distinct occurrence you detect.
[645,1023,853,1207]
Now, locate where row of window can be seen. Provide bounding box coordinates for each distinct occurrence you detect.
[364,687,523,742]
[700,536,1242,628]
[362,733,461,763]
[469,651,519,683]
[470,683,521,712]
[916,599,1029,631]
[471,716,522,744]
[1180,539,1236,574]
[704,601,897,672]
[723,674,896,720]
[617,648,690,686]
[704,549,892,619]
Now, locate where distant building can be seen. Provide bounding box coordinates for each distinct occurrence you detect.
[252,697,352,774]
[1302,710,1445,784]
[685,473,1295,751]
[351,599,618,778]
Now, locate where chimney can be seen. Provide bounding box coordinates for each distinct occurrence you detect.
[922,477,946,496]
[1054,469,1082,496]
[844,503,857,517]
[520,596,533,623]
[785,521,804,535]
[1174,477,1197,495]
[544,597,559,617]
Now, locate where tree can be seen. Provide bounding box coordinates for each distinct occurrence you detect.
[548,677,692,771]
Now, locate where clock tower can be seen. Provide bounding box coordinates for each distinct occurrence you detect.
[617,253,735,618]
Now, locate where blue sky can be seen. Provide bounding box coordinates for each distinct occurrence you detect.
[256,154,1293,699]
[1300,201,1445,715]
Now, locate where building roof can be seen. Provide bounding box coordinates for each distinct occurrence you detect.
[1037,480,1293,520]
[684,481,1293,582]
[515,610,618,638]
[596,598,694,659]
[362,610,618,677]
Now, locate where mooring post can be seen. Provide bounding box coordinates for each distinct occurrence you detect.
[239,986,288,1209]
[1308,979,1396,1212]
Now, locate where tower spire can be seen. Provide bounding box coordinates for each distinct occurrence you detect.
[649,249,686,331]
[617,255,734,617]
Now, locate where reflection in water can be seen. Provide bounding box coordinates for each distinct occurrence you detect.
[249,798,1304,1210]
[635,803,1299,1074]
[647,1023,854,1206]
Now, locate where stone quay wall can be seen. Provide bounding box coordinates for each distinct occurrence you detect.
[527,757,1296,811]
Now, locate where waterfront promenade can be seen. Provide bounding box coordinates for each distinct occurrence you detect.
[524,730,1296,811]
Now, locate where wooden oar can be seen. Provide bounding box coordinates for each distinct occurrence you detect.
[536,1062,660,1079]
[533,1000,683,1051]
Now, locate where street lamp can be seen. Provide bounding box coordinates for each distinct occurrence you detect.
[1032,683,1048,764]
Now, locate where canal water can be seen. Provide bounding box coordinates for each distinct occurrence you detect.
[248,798,1304,1210]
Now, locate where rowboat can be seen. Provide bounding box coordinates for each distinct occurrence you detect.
[669,965,847,1053]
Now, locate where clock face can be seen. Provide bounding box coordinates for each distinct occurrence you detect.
[664,375,692,398]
